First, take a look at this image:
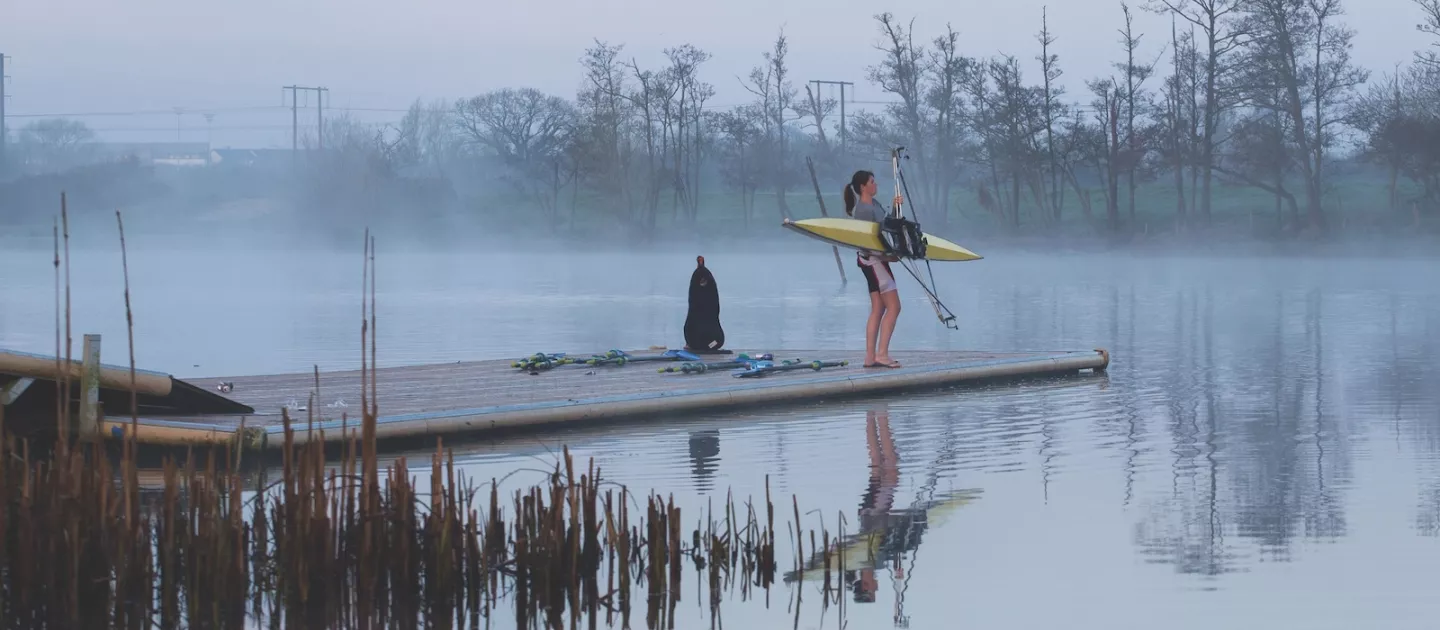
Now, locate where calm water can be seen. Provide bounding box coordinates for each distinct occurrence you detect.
[3,239,1440,629]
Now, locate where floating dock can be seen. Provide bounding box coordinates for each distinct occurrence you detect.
[2,346,1110,449]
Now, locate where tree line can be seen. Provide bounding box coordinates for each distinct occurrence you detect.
[9,0,1440,241]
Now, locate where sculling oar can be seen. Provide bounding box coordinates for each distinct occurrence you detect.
[658,353,776,373]
[733,359,849,378]
[665,357,797,374]
[575,348,701,367]
[512,352,568,370]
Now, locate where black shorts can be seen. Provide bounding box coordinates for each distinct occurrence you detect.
[857,255,896,294]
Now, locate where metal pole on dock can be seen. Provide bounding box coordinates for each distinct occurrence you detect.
[78,334,101,440]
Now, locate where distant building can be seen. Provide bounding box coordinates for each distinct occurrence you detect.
[91,142,213,167]
[208,148,292,168]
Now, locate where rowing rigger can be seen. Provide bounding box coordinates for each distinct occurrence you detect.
[885,146,960,330]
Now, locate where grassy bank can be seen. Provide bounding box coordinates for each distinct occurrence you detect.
[6,159,1437,255]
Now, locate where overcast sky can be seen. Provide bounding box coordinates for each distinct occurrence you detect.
[4,0,1433,148]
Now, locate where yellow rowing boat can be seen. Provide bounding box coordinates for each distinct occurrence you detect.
[781,217,983,262]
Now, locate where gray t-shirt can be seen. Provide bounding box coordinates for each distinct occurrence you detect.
[852,197,888,263]
[852,197,886,223]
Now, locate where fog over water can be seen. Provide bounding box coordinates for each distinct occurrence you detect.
[2,239,1437,628]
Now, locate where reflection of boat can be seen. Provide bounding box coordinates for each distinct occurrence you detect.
[782,487,979,584]
[783,405,976,628]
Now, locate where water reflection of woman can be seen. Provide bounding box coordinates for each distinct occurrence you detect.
[852,407,901,604]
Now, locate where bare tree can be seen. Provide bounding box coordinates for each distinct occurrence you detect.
[1235,0,1368,232]
[662,44,713,223]
[1220,101,1299,228]
[963,67,1011,225]
[1035,7,1068,222]
[1350,63,1440,216]
[925,24,972,227]
[623,58,676,235]
[796,84,838,151]
[454,88,575,169]
[453,87,578,226]
[713,106,767,226]
[1115,3,1160,227]
[17,119,96,170]
[1087,77,1125,231]
[1348,67,1410,211]
[1056,116,1100,221]
[575,40,637,225]
[1158,19,1195,227]
[1414,0,1440,66]
[867,13,932,210]
[864,14,974,226]
[742,30,801,219]
[988,55,1042,228]
[384,99,457,175]
[1145,0,1249,226]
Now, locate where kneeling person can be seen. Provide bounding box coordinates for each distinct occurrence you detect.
[684,255,727,353]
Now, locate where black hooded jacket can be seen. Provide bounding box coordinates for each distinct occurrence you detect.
[684,257,725,351]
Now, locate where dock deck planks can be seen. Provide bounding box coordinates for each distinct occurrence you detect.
[99,347,1110,448]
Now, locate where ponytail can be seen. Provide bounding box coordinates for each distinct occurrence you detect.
[844,169,875,217]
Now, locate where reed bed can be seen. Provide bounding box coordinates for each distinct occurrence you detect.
[0,407,817,629]
[0,208,862,629]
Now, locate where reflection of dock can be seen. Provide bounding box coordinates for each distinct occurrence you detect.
[2,346,1109,449]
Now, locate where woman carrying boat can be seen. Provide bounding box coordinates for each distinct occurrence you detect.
[844,170,903,369]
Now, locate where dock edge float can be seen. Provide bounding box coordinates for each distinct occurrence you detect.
[101,348,1110,449]
[1,346,172,396]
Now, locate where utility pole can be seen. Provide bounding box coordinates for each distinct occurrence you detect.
[809,80,853,151]
[284,86,297,153]
[1,53,10,173]
[316,87,326,150]
[282,85,328,153]
[203,113,215,164]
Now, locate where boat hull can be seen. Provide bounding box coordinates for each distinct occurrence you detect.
[781,217,982,262]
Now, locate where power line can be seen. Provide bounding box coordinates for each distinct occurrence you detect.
[75,125,339,133]
[6,105,280,118]
[12,101,1106,136]
[4,96,957,148]
[6,99,907,120]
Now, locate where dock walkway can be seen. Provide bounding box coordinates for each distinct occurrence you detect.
[95,347,1110,448]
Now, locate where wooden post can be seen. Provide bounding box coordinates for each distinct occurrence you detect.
[805,156,847,284]
[78,333,101,440]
